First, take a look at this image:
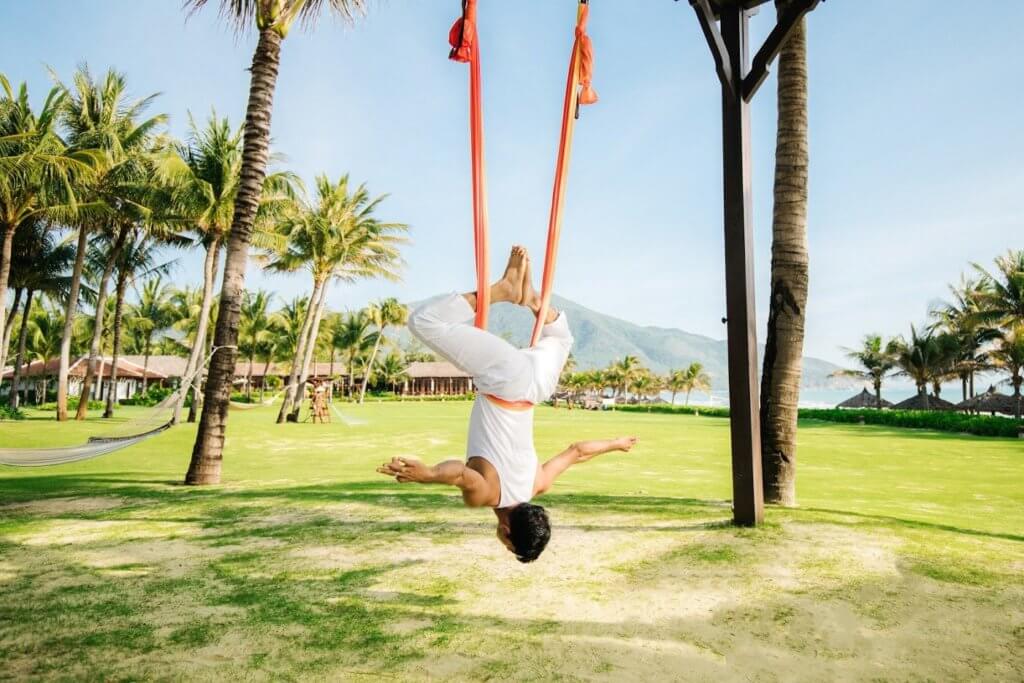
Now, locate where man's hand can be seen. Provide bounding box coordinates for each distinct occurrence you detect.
[376,457,434,484]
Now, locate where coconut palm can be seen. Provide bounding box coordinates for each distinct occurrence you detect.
[160,112,298,423]
[760,0,811,507]
[607,355,643,397]
[628,370,661,408]
[376,352,408,394]
[359,298,408,404]
[682,362,711,406]
[892,326,955,409]
[835,334,900,409]
[6,225,75,408]
[972,250,1024,330]
[103,229,180,418]
[989,324,1024,420]
[50,66,168,421]
[333,309,373,398]
[129,275,175,392]
[21,298,65,404]
[182,0,368,485]
[263,174,408,422]
[239,289,274,398]
[0,75,92,375]
[930,275,998,400]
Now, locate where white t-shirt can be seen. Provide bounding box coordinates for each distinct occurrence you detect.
[466,397,538,508]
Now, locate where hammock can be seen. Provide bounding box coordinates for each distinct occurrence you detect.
[229,388,285,410]
[0,346,229,468]
[448,0,597,343]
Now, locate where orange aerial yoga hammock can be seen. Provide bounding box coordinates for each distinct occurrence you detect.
[449,0,598,347]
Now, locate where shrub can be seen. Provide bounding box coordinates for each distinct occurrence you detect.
[615,404,1021,438]
[121,385,174,407]
[0,404,26,420]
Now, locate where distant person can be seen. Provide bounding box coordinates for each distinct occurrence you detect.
[376,246,637,562]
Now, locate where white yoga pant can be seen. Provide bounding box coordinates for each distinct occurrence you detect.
[408,293,573,404]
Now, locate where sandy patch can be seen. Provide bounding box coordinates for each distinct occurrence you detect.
[10,519,202,546]
[1,496,125,517]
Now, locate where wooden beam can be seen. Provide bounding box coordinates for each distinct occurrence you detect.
[690,0,736,98]
[719,5,765,527]
[742,0,821,101]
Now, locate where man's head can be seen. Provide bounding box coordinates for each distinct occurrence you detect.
[497,503,550,563]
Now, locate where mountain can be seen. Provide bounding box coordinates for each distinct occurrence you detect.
[398,294,850,389]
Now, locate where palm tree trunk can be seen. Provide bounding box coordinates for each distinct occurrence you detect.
[874,379,883,409]
[186,27,284,484]
[174,241,220,424]
[261,357,271,401]
[189,321,215,423]
[969,371,975,398]
[759,3,809,507]
[290,281,330,420]
[103,270,129,418]
[0,223,17,355]
[1,286,23,386]
[10,289,34,410]
[142,336,152,394]
[278,278,323,423]
[359,329,385,405]
[77,225,129,420]
[685,389,692,407]
[670,390,678,405]
[57,227,89,421]
[246,355,254,400]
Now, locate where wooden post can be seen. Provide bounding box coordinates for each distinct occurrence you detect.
[690,0,821,526]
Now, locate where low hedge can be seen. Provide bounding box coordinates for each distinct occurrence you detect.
[614,404,1022,438]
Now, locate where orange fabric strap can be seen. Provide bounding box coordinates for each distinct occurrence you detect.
[530,1,597,346]
[484,393,534,412]
[449,0,490,329]
[450,1,597,344]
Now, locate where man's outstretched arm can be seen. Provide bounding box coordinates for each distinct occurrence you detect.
[534,436,638,496]
[376,457,492,507]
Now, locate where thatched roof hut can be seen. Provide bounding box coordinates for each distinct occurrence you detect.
[836,388,892,409]
[955,387,1021,416]
[891,393,956,411]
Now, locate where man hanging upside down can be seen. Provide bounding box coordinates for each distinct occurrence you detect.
[376,246,637,563]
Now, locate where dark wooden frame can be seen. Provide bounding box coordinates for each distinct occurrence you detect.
[688,0,822,526]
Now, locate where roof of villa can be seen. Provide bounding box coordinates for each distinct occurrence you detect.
[405,361,471,379]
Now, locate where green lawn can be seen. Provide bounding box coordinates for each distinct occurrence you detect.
[1,402,1022,681]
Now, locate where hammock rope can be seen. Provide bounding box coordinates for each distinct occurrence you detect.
[0,345,232,467]
[449,0,597,343]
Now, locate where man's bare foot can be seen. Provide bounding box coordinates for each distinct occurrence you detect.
[522,256,541,313]
[491,246,527,304]
[614,436,639,452]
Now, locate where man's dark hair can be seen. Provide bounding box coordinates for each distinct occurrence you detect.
[508,503,551,563]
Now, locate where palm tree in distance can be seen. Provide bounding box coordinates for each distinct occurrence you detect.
[239,289,274,399]
[989,324,1024,420]
[930,275,997,400]
[973,250,1024,330]
[263,174,408,421]
[334,310,373,398]
[892,326,954,409]
[359,298,408,404]
[835,334,900,409]
[129,275,175,393]
[181,0,367,485]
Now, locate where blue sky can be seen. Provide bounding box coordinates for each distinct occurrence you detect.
[2,0,1021,364]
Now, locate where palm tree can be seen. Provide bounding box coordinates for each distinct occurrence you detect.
[989,324,1024,420]
[20,297,66,404]
[359,298,408,404]
[263,174,408,422]
[973,250,1024,330]
[930,276,997,400]
[835,334,899,409]
[760,0,811,507]
[607,355,642,398]
[129,275,174,392]
[160,112,297,423]
[333,309,373,398]
[376,352,408,394]
[239,289,274,398]
[103,229,179,418]
[681,362,711,406]
[182,0,367,485]
[0,75,91,376]
[7,224,75,408]
[628,370,661,407]
[51,66,167,421]
[892,326,953,408]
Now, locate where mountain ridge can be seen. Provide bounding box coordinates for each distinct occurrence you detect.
[398,294,850,389]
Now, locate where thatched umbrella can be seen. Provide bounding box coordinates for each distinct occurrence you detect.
[891,393,956,411]
[836,388,893,409]
[955,386,1021,416]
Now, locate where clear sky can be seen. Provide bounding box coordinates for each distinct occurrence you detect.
[2,0,1021,364]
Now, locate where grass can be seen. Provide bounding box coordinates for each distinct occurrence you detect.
[1,402,1022,681]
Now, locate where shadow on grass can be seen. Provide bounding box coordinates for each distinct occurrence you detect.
[2,474,1020,542]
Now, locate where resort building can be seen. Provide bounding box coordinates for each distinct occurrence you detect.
[402,361,473,396]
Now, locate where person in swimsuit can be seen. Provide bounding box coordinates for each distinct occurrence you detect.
[376,246,637,563]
